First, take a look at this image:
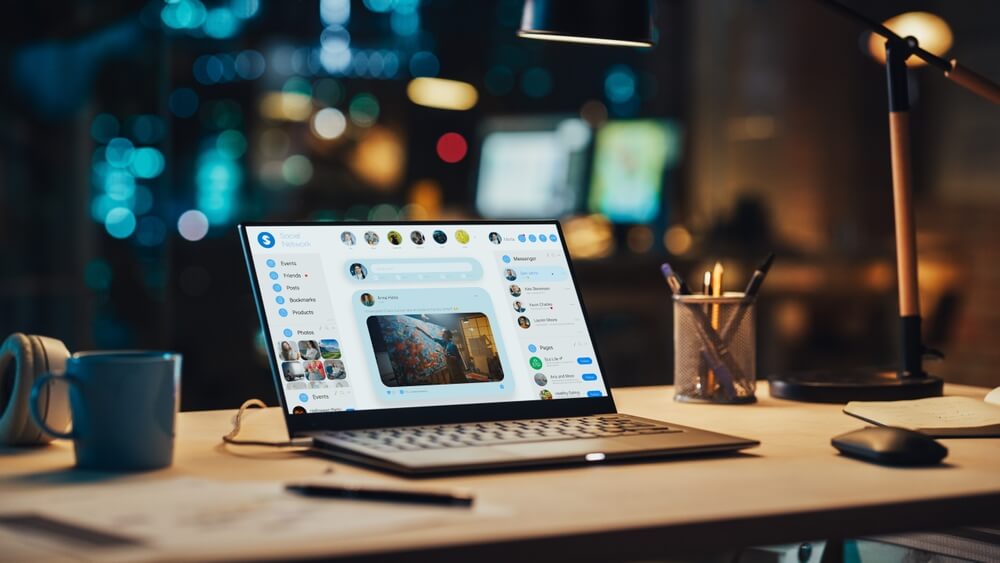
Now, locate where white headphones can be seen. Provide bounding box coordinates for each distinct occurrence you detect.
[0,333,72,445]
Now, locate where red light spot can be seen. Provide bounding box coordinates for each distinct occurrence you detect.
[436,132,467,164]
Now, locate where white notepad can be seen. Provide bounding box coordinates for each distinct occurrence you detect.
[844,395,1000,437]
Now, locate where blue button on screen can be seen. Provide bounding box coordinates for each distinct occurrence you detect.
[266,259,276,268]
[298,393,309,402]
[587,390,603,397]
[269,271,279,280]
[577,357,593,365]
[528,234,537,242]
[518,234,526,242]
[582,373,598,381]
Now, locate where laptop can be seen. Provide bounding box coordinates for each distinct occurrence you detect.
[239,221,757,475]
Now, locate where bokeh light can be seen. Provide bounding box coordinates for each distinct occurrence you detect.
[130,147,165,179]
[321,0,351,25]
[363,0,394,13]
[105,137,136,168]
[196,148,242,224]
[204,7,239,39]
[177,209,210,241]
[216,129,247,159]
[484,66,514,96]
[390,11,420,36]
[436,132,467,163]
[135,216,167,247]
[604,64,637,103]
[90,114,119,143]
[314,78,344,106]
[105,207,137,239]
[868,12,953,67]
[406,77,478,111]
[348,93,380,127]
[231,0,260,19]
[521,67,553,98]
[234,50,266,79]
[282,155,314,186]
[128,115,165,144]
[169,88,199,118]
[321,25,351,54]
[409,51,440,77]
[311,107,347,139]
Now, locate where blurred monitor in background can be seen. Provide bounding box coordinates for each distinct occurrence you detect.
[588,119,682,224]
[474,116,591,219]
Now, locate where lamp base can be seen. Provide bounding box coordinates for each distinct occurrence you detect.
[768,369,943,403]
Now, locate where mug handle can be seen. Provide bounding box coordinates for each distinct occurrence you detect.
[30,373,75,440]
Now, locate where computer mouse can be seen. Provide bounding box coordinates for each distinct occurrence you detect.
[831,426,947,466]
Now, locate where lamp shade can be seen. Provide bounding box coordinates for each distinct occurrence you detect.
[518,0,654,47]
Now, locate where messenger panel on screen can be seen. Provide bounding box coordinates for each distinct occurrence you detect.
[244,224,608,415]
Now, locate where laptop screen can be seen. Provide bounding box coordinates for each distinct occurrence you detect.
[241,222,610,418]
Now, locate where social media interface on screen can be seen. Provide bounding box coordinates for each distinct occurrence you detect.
[246,224,608,414]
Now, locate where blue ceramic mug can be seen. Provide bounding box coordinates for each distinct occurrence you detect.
[29,351,181,471]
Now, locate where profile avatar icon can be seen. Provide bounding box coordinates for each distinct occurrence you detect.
[509,284,522,297]
[517,316,531,329]
[534,373,547,386]
[488,232,502,245]
[504,268,517,282]
[388,231,403,245]
[410,231,425,245]
[539,389,553,400]
[349,263,367,280]
[360,293,375,307]
[340,231,356,246]
[513,301,526,313]
[364,231,379,246]
[292,406,307,414]
[454,230,470,244]
[432,230,447,244]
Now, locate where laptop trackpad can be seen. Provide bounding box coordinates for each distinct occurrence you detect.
[492,438,639,459]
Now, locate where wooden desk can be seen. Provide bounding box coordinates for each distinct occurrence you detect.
[2,383,999,561]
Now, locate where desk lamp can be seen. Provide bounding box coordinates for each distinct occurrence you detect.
[518,0,1000,402]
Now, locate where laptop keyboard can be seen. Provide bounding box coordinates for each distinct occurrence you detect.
[324,414,681,453]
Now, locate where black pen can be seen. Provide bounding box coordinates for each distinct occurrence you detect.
[286,482,475,507]
[720,253,775,341]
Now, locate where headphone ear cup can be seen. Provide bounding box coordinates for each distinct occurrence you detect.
[0,333,71,446]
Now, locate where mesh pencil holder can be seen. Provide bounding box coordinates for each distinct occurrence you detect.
[673,294,757,404]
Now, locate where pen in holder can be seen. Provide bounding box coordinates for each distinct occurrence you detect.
[673,293,756,404]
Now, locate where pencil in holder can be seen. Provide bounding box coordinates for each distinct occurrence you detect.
[673,293,756,404]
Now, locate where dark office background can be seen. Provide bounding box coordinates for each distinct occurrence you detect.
[2,0,998,410]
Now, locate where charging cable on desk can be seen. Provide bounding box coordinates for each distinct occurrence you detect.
[222,399,313,448]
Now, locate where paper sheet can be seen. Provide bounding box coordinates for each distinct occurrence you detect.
[0,477,496,562]
[844,396,1000,434]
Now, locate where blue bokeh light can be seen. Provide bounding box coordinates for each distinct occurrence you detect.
[521,67,553,98]
[90,114,119,143]
[204,8,239,39]
[130,147,165,179]
[409,51,439,77]
[105,137,136,168]
[169,88,199,118]
[105,207,137,239]
[604,64,636,103]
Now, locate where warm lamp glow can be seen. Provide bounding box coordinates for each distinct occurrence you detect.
[406,77,479,111]
[868,12,953,67]
[259,92,313,121]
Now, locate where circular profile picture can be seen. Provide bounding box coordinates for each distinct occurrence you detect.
[360,293,375,307]
[410,231,425,245]
[539,389,553,400]
[513,301,526,313]
[455,229,470,244]
[349,263,367,280]
[340,231,356,246]
[432,230,447,244]
[489,232,502,245]
[534,373,547,386]
[504,268,517,281]
[509,284,522,297]
[364,231,379,246]
[387,231,403,245]
[292,406,307,414]
[518,316,531,329]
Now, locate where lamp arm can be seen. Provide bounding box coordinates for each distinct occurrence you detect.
[814,0,1000,106]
